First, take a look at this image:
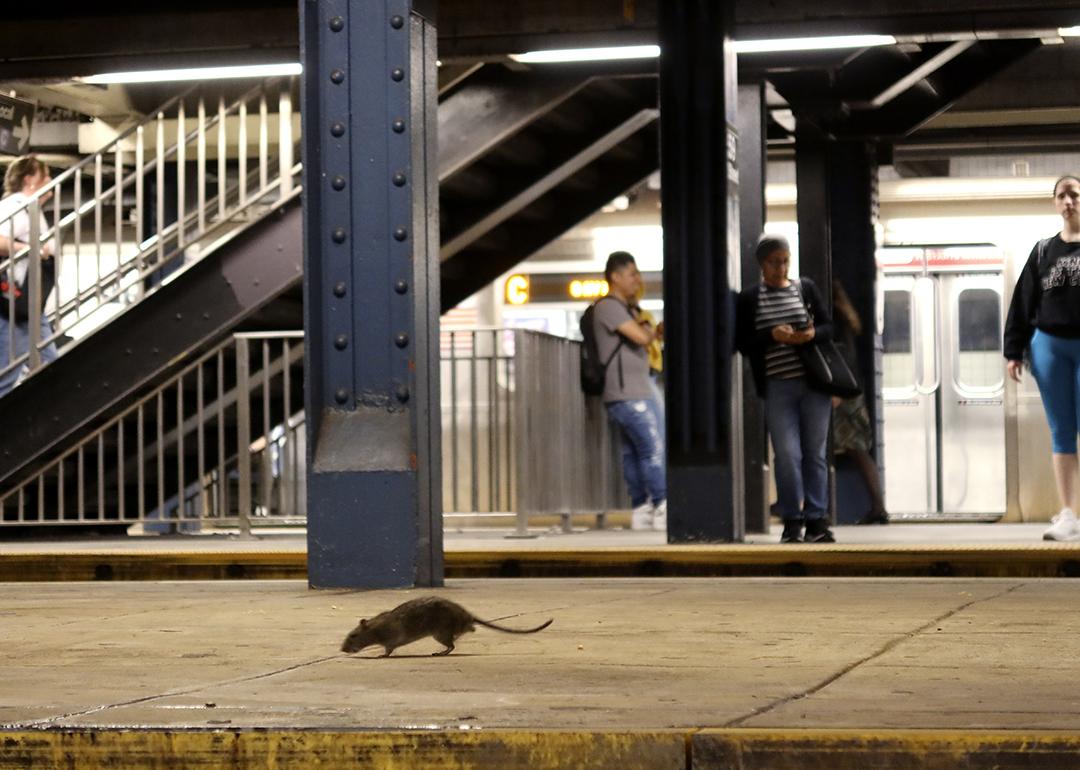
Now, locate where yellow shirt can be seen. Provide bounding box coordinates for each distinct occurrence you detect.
[633,305,663,374]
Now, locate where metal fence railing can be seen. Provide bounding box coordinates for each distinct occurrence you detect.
[0,332,304,532]
[0,328,626,532]
[0,77,300,388]
[440,328,627,531]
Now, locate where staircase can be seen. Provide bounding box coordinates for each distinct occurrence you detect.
[0,63,659,531]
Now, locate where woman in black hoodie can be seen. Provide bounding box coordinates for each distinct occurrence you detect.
[1003,174,1080,541]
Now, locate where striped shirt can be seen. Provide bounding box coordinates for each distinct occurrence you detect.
[755,282,809,380]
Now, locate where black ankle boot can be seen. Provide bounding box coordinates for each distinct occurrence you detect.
[780,520,804,543]
[804,518,836,543]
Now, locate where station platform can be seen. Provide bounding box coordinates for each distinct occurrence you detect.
[3,576,1080,768]
[2,522,1080,581]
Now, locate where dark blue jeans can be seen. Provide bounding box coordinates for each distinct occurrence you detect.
[607,398,666,508]
[0,315,58,397]
[764,377,831,521]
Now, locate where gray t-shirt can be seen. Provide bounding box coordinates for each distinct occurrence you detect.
[592,296,653,403]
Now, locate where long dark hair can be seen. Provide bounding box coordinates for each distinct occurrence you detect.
[832,280,862,336]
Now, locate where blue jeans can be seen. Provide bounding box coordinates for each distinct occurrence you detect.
[0,315,58,397]
[764,377,831,521]
[607,398,666,508]
[1030,329,1080,453]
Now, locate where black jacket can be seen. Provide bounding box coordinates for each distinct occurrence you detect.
[735,277,833,397]
[1003,236,1080,361]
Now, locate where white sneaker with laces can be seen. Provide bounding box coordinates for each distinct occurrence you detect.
[651,500,667,531]
[1043,508,1080,541]
[631,502,655,531]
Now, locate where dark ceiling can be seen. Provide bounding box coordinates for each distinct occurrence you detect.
[7,0,1080,165]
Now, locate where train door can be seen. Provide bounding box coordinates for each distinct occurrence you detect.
[880,247,1006,519]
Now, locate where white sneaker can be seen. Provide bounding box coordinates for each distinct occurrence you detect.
[1043,508,1080,541]
[651,500,667,531]
[631,503,655,531]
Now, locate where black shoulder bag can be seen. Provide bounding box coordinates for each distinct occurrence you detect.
[792,279,862,399]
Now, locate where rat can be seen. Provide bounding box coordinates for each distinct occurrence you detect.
[340,596,553,657]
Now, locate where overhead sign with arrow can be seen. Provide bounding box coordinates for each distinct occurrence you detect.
[0,95,35,156]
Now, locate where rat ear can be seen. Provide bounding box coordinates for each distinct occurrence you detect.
[360,618,368,627]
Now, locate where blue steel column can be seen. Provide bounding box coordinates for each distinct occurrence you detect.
[300,0,442,588]
[659,1,744,542]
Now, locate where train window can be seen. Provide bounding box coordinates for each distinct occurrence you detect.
[882,290,914,388]
[956,288,1002,389]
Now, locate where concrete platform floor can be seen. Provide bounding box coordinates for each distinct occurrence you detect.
[3,577,1080,767]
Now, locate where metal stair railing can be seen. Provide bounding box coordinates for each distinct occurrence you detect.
[0,77,301,388]
[0,331,305,533]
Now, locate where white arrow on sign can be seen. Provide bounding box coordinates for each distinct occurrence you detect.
[13,116,29,151]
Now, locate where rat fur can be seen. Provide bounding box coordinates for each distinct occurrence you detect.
[341,596,553,657]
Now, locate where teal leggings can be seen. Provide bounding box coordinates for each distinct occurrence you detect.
[1030,329,1080,453]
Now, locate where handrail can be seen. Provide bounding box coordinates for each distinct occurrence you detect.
[0,76,300,389]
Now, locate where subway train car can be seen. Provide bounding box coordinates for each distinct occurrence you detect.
[878,241,1056,523]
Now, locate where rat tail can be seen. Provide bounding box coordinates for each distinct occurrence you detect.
[473,617,553,634]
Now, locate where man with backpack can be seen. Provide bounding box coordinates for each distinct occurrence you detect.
[581,251,666,531]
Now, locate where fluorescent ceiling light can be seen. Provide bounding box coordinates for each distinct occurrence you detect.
[510,45,659,63]
[80,63,303,84]
[1059,26,1080,36]
[510,35,896,63]
[732,34,896,53]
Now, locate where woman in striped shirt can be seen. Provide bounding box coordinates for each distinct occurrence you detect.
[735,235,836,544]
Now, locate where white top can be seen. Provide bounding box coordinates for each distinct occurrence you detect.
[0,192,50,286]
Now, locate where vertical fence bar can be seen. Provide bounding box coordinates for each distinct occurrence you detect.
[278,86,294,198]
[135,125,144,258]
[58,455,65,521]
[117,420,125,521]
[77,445,85,521]
[488,329,497,511]
[197,97,207,234]
[153,112,165,276]
[26,200,41,371]
[236,337,252,536]
[218,96,228,221]
[114,145,123,282]
[98,433,105,521]
[502,347,512,510]
[73,167,82,317]
[261,339,272,516]
[197,363,206,517]
[177,101,186,249]
[157,391,165,524]
[5,216,12,369]
[177,378,185,523]
[94,154,103,301]
[258,93,268,192]
[137,403,145,519]
[470,331,479,512]
[51,178,62,324]
[238,98,248,207]
[18,486,24,523]
[281,339,291,517]
[449,331,458,512]
[217,348,227,518]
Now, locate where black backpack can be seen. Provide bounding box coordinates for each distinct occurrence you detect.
[579,297,626,396]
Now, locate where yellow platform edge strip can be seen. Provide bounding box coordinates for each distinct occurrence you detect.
[3,728,1080,770]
